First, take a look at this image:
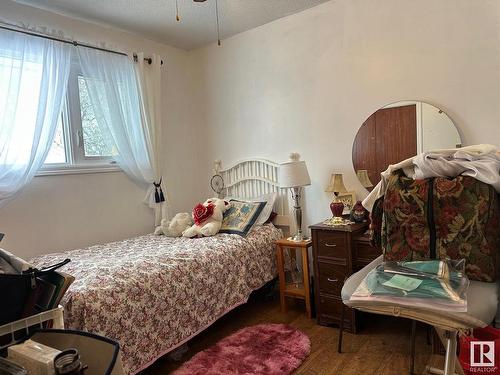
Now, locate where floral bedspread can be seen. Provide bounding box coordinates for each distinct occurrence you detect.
[31,224,282,374]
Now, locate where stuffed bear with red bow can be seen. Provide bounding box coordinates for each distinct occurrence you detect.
[182,198,229,238]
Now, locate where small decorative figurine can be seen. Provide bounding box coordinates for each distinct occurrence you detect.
[350,200,368,223]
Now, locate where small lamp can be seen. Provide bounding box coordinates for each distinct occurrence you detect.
[279,153,311,242]
[325,173,347,224]
[356,169,374,189]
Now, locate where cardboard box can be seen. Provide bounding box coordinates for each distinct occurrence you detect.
[8,339,60,375]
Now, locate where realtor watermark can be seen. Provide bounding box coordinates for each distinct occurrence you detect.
[470,341,497,373]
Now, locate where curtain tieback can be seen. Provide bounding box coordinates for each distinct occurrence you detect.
[153,179,165,203]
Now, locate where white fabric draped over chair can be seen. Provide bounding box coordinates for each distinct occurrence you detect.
[0,28,72,207]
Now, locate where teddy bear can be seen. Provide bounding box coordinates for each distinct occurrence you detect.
[182,198,229,238]
[154,212,193,237]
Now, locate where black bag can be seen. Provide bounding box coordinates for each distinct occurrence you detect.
[0,258,70,326]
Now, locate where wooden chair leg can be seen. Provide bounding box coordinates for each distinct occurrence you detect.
[409,320,416,375]
[338,303,345,353]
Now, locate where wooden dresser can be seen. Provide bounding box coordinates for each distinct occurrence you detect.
[310,221,381,333]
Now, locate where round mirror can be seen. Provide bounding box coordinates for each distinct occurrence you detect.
[352,101,462,191]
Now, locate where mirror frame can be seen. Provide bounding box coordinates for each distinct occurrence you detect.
[352,100,462,191]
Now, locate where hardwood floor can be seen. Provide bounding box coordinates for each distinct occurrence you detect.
[143,293,445,374]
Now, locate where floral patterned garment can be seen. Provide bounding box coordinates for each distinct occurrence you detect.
[377,172,500,282]
[30,224,283,374]
[434,176,500,281]
[381,172,431,260]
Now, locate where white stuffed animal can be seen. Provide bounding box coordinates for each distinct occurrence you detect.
[182,198,229,238]
[154,212,193,237]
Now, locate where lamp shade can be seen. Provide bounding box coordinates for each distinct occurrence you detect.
[325,173,347,193]
[356,169,374,188]
[278,153,311,188]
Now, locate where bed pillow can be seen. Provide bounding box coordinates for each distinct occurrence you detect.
[225,192,277,226]
[265,211,278,224]
[220,200,266,236]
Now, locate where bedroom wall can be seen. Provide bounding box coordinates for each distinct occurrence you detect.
[191,0,500,233]
[0,1,203,259]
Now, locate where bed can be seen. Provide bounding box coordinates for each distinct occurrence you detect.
[30,158,290,375]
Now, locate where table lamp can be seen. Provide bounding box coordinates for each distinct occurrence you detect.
[325,173,347,224]
[278,153,311,241]
[356,169,374,189]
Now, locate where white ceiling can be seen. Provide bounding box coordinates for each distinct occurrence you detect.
[14,0,329,50]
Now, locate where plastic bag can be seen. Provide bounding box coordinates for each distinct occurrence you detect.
[350,259,469,312]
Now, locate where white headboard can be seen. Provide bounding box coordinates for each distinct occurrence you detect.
[214,158,291,228]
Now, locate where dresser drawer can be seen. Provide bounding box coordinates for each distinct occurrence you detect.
[317,294,354,330]
[318,294,343,317]
[353,241,382,267]
[315,231,348,259]
[317,262,347,296]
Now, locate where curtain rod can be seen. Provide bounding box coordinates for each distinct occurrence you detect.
[0,22,163,65]
[133,53,164,66]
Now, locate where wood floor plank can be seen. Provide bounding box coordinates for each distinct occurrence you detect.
[143,295,441,374]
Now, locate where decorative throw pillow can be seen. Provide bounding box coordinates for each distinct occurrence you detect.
[224,193,277,226]
[220,200,266,236]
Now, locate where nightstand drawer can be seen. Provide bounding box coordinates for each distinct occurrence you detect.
[319,294,343,316]
[317,294,354,331]
[353,241,382,267]
[318,262,346,296]
[316,231,348,258]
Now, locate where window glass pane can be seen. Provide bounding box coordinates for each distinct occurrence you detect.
[44,116,66,164]
[78,76,114,157]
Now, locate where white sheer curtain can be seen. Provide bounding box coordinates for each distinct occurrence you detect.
[134,52,167,224]
[0,28,72,207]
[76,47,160,221]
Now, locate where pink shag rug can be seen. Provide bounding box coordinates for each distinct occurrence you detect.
[172,323,311,375]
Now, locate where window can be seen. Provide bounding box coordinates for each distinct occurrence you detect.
[44,117,66,164]
[78,76,115,158]
[41,63,118,174]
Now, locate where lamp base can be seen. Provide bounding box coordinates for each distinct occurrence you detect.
[287,234,311,242]
[330,201,344,217]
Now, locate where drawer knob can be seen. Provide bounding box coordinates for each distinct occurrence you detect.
[325,243,337,247]
[327,277,339,283]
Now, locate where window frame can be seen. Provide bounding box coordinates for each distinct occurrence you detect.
[38,63,120,176]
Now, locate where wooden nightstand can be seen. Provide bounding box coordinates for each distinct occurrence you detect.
[275,238,313,318]
[310,221,381,333]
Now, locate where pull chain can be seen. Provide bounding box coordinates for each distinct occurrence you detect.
[175,0,180,21]
[215,0,221,45]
